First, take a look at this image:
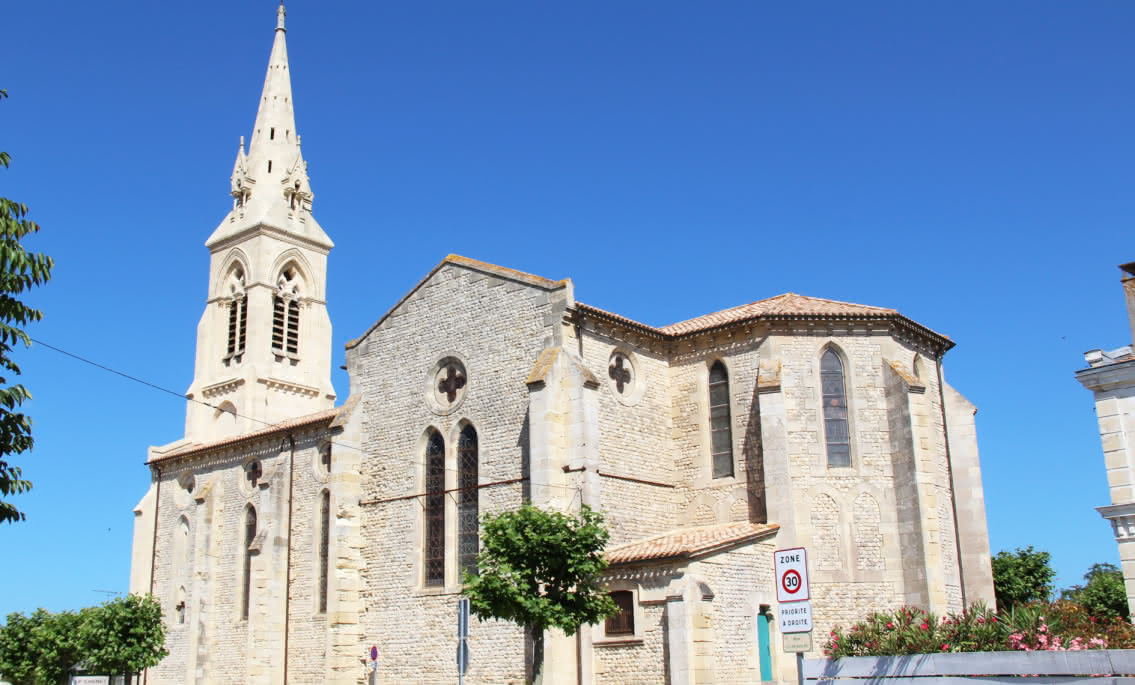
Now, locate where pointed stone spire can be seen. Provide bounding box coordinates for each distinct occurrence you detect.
[207,2,331,249]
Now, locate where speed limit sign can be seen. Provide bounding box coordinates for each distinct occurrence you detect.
[774,547,810,603]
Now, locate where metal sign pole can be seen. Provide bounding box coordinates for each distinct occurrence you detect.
[796,651,804,685]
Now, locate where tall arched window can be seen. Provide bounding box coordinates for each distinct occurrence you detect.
[457,425,479,576]
[225,266,247,361]
[242,505,257,619]
[272,266,300,356]
[318,490,330,613]
[424,431,445,587]
[709,361,734,478]
[821,348,851,467]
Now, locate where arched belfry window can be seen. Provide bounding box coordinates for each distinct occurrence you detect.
[424,430,446,587]
[225,266,248,362]
[242,505,258,619]
[709,361,734,478]
[272,266,301,357]
[318,490,330,613]
[821,348,851,467]
[457,425,479,576]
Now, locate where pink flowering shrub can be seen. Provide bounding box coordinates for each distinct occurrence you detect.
[824,601,1134,658]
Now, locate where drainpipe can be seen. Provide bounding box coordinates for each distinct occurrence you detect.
[935,353,966,608]
[282,434,297,684]
[144,463,162,685]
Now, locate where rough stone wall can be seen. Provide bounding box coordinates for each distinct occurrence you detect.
[347,263,568,684]
[697,541,776,684]
[578,327,678,545]
[778,332,913,649]
[669,335,766,529]
[145,427,339,685]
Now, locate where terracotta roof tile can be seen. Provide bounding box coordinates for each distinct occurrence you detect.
[607,521,779,566]
[150,406,342,464]
[577,292,951,349]
[660,293,895,335]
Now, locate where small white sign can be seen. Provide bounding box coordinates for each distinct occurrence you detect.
[774,547,811,603]
[778,600,813,633]
[783,631,813,653]
[71,678,110,685]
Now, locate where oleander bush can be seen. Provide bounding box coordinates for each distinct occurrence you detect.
[824,601,1135,658]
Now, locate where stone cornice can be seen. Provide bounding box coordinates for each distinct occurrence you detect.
[200,377,245,398]
[207,222,332,256]
[258,376,320,398]
[1076,359,1135,392]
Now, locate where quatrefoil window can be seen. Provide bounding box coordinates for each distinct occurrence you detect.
[429,357,469,414]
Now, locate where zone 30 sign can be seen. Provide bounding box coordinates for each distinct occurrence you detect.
[774,547,810,603]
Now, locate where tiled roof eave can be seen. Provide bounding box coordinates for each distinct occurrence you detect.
[147,408,341,465]
[574,304,953,353]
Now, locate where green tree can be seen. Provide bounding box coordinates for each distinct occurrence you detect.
[461,505,617,684]
[77,594,167,683]
[0,89,54,524]
[1062,562,1129,620]
[0,608,86,685]
[992,546,1055,610]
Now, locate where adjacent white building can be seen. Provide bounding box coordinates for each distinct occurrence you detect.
[1077,262,1135,618]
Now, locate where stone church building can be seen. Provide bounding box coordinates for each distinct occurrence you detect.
[129,6,995,684]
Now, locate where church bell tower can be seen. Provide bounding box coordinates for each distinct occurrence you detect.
[184,3,335,441]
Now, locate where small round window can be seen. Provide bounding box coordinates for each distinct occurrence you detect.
[607,349,645,406]
[426,355,469,415]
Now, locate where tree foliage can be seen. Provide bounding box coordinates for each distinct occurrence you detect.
[461,505,617,683]
[0,608,88,685]
[992,546,1055,610]
[0,595,165,685]
[78,594,168,681]
[0,89,54,525]
[461,504,617,635]
[1061,562,1129,620]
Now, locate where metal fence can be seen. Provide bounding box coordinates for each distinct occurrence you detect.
[804,650,1135,685]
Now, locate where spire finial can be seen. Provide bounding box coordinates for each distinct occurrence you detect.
[277,2,286,31]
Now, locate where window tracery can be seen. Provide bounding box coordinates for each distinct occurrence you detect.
[457,425,479,576]
[424,431,445,587]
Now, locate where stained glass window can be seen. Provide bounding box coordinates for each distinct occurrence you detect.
[709,361,734,478]
[424,431,445,587]
[457,425,479,576]
[821,349,851,467]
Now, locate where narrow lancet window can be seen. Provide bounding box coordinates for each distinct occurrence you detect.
[457,425,479,576]
[272,267,301,357]
[318,490,330,613]
[424,431,445,587]
[225,267,247,361]
[821,349,851,467]
[709,361,734,478]
[242,506,258,620]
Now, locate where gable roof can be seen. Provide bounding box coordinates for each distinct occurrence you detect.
[343,254,953,353]
[607,521,779,566]
[345,254,571,350]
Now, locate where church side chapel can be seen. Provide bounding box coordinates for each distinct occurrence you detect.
[129,6,995,684]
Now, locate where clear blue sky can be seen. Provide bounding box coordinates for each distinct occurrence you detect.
[1,1,1132,617]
